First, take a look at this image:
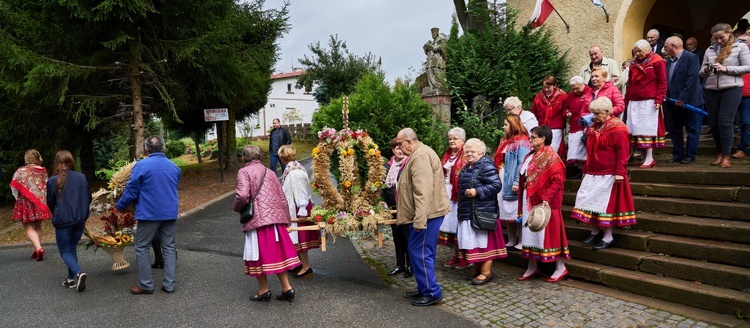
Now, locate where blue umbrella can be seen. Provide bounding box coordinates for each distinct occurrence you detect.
[579,114,594,128]
[665,98,708,117]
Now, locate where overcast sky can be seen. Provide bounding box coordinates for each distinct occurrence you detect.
[263,0,456,83]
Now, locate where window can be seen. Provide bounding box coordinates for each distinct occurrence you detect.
[287,83,293,94]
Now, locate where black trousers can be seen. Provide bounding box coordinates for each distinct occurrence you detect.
[390,219,410,268]
[705,87,742,155]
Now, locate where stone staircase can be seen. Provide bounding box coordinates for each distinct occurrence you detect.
[504,142,750,316]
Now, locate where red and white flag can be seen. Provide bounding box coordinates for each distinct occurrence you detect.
[529,0,555,27]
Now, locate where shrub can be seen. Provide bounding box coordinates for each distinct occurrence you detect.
[165,140,186,159]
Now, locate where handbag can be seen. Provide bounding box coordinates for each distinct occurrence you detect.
[468,168,498,232]
[240,168,267,224]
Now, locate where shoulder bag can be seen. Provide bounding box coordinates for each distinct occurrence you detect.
[469,167,498,231]
[240,168,267,224]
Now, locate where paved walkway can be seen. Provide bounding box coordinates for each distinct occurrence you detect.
[355,236,747,328]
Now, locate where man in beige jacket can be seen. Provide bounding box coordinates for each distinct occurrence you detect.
[396,128,450,307]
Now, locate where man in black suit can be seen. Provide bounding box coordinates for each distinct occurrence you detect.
[685,37,705,63]
[663,36,704,164]
[647,29,664,55]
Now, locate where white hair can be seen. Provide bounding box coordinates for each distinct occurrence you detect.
[569,76,585,86]
[648,29,660,37]
[464,138,487,156]
[447,127,466,141]
[634,39,651,52]
[503,96,522,109]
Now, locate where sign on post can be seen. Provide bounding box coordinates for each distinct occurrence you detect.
[204,108,229,122]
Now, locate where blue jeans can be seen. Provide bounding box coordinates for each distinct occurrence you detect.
[408,216,444,299]
[55,222,85,280]
[135,220,177,291]
[269,154,286,175]
[737,97,750,153]
[664,102,702,160]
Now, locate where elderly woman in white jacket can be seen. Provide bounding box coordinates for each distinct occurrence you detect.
[279,145,319,278]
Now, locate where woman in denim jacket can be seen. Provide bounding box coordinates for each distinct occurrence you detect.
[494,114,530,251]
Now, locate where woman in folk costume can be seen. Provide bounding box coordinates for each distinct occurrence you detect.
[382,138,412,278]
[517,126,570,283]
[572,97,637,250]
[530,75,568,157]
[10,149,52,261]
[234,145,300,302]
[625,39,668,169]
[494,114,530,251]
[439,127,470,270]
[279,145,319,279]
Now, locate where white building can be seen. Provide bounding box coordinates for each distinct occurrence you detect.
[207,68,319,140]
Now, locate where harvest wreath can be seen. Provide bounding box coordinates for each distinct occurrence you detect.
[83,160,138,271]
[310,127,390,238]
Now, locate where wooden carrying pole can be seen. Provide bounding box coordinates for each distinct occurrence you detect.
[287,219,327,252]
[376,210,399,247]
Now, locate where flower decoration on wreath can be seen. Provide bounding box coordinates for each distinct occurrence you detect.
[310,96,390,237]
[83,160,138,270]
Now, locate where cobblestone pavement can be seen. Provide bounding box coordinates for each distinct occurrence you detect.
[354,237,721,328]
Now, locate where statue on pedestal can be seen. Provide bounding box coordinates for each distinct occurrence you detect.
[420,27,448,96]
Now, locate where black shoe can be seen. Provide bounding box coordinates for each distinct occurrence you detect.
[593,240,614,250]
[62,279,76,289]
[404,266,413,278]
[666,157,683,163]
[680,157,695,164]
[250,290,271,302]
[151,262,164,269]
[404,291,422,299]
[293,267,313,279]
[75,273,87,292]
[287,266,302,274]
[412,296,443,306]
[582,232,602,244]
[276,288,295,302]
[388,266,404,276]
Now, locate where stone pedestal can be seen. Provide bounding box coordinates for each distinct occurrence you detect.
[421,93,451,124]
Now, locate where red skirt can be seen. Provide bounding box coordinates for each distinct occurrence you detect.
[465,219,508,263]
[522,209,571,263]
[244,224,301,277]
[571,178,637,228]
[438,232,458,247]
[11,196,51,223]
[631,110,667,149]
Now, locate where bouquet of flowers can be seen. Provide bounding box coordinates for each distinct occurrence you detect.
[83,207,135,250]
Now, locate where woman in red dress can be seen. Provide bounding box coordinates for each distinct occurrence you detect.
[571,97,637,250]
[530,76,568,157]
[9,149,52,261]
[517,126,570,283]
[625,39,668,169]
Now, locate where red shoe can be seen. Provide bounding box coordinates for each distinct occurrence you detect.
[639,160,655,169]
[31,249,38,260]
[546,269,569,283]
[443,257,458,268]
[36,248,44,261]
[455,259,473,270]
[517,269,540,281]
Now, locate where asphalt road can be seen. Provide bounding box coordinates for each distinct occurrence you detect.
[0,160,476,328]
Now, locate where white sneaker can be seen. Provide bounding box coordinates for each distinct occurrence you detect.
[76,273,87,292]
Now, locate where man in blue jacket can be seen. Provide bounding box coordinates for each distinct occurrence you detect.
[663,36,705,164]
[117,136,181,294]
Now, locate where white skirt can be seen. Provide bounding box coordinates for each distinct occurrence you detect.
[439,182,459,234]
[497,167,519,221]
[573,174,615,214]
[457,220,488,250]
[626,99,658,136]
[520,190,544,250]
[567,131,587,161]
[551,129,563,152]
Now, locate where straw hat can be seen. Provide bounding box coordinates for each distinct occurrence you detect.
[526,202,551,232]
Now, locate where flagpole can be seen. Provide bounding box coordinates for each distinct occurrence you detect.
[552,7,569,33]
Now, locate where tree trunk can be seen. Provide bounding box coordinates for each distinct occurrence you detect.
[194,131,202,164]
[130,46,145,159]
[226,109,238,170]
[454,0,487,33]
[79,130,96,181]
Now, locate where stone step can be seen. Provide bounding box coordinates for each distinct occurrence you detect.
[564,180,744,203]
[561,206,750,244]
[627,166,750,186]
[563,223,750,268]
[566,240,750,292]
[562,192,750,222]
[502,252,750,315]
